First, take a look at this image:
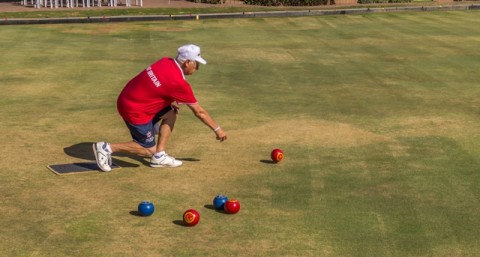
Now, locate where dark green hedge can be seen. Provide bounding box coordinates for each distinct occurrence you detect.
[187,0,330,5]
[243,0,330,6]
[187,0,225,4]
[188,0,413,5]
[357,0,412,3]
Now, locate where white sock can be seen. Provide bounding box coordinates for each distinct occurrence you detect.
[103,143,112,153]
[154,151,166,158]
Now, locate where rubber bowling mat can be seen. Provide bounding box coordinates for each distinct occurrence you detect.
[47,162,120,175]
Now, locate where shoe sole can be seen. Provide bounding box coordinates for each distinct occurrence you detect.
[92,143,112,172]
[150,163,182,168]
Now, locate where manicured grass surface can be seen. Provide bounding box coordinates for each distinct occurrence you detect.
[1,10,480,256]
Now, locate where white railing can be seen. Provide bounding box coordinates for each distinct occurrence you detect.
[20,0,143,8]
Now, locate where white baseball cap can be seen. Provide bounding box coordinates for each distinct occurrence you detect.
[176,44,207,65]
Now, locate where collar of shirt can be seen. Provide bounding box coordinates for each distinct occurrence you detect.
[173,59,186,80]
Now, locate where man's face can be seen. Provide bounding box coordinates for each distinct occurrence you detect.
[183,60,199,75]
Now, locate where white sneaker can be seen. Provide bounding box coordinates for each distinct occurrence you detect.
[93,142,112,172]
[150,152,183,168]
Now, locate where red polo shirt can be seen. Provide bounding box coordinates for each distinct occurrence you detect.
[117,58,197,124]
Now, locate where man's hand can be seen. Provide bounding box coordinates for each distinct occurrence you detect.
[215,128,227,142]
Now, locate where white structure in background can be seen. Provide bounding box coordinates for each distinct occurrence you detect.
[21,0,142,8]
[125,0,143,7]
[111,0,143,7]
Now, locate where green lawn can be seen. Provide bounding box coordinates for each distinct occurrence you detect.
[1,10,479,257]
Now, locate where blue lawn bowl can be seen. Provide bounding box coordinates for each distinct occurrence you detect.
[138,201,155,216]
[213,195,229,210]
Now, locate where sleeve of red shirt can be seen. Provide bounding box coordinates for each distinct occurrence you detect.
[174,80,198,105]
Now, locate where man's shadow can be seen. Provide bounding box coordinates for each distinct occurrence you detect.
[64,142,200,167]
[64,142,143,168]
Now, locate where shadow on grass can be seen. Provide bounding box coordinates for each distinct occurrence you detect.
[129,211,143,217]
[172,220,189,227]
[64,142,142,168]
[204,204,226,213]
[64,142,201,168]
[177,157,200,162]
[260,159,277,164]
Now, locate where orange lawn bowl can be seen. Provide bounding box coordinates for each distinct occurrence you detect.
[224,199,241,214]
[183,209,200,227]
[271,149,284,163]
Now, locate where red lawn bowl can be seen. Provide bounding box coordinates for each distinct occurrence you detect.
[271,148,284,163]
[183,209,200,226]
[224,199,241,214]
